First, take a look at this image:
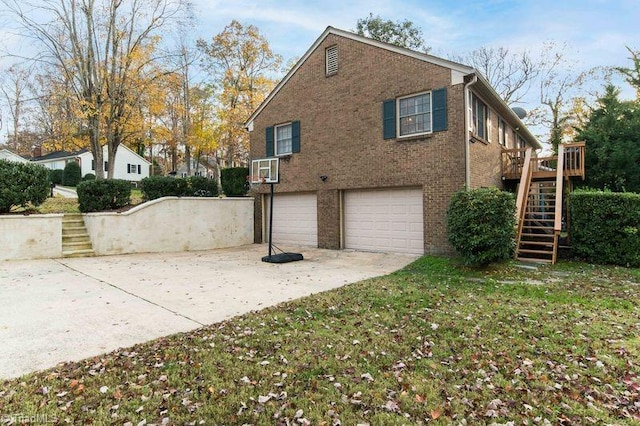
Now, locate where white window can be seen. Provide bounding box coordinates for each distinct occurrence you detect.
[470,93,488,141]
[127,164,137,173]
[397,92,432,137]
[326,45,338,75]
[275,123,292,156]
[498,119,506,146]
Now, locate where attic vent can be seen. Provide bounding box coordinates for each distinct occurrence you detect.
[326,45,338,75]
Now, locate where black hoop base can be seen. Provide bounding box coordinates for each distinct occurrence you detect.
[262,252,304,263]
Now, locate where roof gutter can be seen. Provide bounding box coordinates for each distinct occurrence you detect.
[463,74,477,189]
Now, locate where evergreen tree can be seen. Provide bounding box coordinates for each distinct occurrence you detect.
[576,85,640,192]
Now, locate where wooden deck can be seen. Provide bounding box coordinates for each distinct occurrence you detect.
[508,143,586,264]
[502,142,585,181]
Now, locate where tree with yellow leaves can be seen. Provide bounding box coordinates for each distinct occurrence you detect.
[197,20,282,167]
[3,0,188,178]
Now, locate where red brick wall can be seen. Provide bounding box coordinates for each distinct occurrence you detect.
[250,34,474,254]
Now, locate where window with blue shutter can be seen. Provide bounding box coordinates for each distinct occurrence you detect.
[291,121,301,153]
[383,99,396,139]
[432,88,447,132]
[266,126,274,157]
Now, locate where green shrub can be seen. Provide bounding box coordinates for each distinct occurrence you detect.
[446,187,516,266]
[49,169,64,185]
[569,190,640,266]
[221,167,249,196]
[77,179,131,213]
[140,176,183,200]
[187,175,219,197]
[62,161,82,186]
[140,175,219,200]
[0,160,50,213]
[82,173,96,181]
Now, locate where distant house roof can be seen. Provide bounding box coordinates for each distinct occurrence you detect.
[245,26,541,150]
[32,149,87,162]
[0,148,28,163]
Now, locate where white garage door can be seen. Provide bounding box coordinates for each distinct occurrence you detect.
[344,188,424,254]
[266,193,318,246]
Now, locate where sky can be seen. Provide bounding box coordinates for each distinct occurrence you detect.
[0,0,638,143]
[191,0,640,102]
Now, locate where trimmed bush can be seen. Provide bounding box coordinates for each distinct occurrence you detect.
[447,187,516,266]
[569,190,640,266]
[77,179,132,213]
[62,161,82,186]
[82,173,96,181]
[221,167,249,196]
[49,169,64,185]
[0,160,50,213]
[188,176,219,197]
[140,175,219,201]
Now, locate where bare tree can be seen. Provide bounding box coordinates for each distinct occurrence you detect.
[452,46,545,105]
[0,63,34,154]
[2,0,187,178]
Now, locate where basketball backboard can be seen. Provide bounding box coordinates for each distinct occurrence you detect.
[250,158,279,183]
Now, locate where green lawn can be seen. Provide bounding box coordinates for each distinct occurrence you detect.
[10,189,144,214]
[1,258,638,424]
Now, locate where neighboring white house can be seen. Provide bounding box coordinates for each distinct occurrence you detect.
[33,145,151,182]
[0,149,28,163]
[77,145,150,181]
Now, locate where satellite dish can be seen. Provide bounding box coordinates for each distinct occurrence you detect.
[512,107,527,119]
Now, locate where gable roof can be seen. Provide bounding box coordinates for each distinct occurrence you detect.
[76,144,151,165]
[245,26,541,150]
[0,148,28,162]
[31,149,87,162]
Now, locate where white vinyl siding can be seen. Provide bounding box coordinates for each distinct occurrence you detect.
[344,188,424,254]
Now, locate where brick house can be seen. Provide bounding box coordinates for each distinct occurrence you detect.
[246,26,542,255]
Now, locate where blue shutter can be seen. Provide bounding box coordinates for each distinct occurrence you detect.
[291,121,301,153]
[383,99,396,139]
[138,164,141,174]
[432,88,447,132]
[266,126,274,157]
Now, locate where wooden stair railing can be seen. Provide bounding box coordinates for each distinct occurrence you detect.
[514,148,533,253]
[551,144,566,264]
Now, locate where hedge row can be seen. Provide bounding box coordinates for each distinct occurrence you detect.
[77,179,132,213]
[221,167,249,197]
[0,160,50,213]
[140,176,219,201]
[569,190,640,267]
[447,187,516,266]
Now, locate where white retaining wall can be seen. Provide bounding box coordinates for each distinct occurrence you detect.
[0,214,63,261]
[83,197,253,256]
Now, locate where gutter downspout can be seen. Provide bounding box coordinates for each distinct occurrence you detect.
[463,74,478,189]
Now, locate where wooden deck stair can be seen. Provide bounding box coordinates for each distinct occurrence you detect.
[508,143,586,264]
[62,213,94,258]
[516,181,557,263]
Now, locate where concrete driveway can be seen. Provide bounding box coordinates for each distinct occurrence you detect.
[0,245,418,379]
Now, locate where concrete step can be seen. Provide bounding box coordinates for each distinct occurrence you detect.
[62,234,91,243]
[62,227,88,236]
[62,241,93,251]
[62,249,95,258]
[62,219,85,226]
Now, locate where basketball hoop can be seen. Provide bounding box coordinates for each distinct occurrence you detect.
[249,157,303,264]
[247,175,267,194]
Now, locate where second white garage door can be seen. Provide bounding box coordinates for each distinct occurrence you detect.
[344,188,424,254]
[266,193,318,246]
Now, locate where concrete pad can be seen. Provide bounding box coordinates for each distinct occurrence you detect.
[0,245,418,379]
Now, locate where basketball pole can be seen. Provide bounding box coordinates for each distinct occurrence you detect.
[268,182,274,258]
